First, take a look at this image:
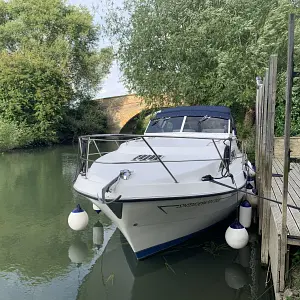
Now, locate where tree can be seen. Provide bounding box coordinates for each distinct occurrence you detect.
[0,0,113,143]
[107,0,300,134]
[58,100,108,143]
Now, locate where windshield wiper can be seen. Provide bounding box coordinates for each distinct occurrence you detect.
[151,117,170,126]
[198,115,210,124]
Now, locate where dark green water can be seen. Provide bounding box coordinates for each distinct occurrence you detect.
[0,145,274,300]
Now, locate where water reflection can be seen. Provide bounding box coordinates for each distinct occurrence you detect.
[0,146,273,300]
[93,221,104,250]
[68,240,89,265]
[0,146,114,300]
[77,219,274,300]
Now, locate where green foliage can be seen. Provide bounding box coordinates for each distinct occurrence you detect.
[241,126,256,163]
[0,0,113,146]
[0,51,72,143]
[133,113,151,134]
[0,120,33,151]
[58,100,108,143]
[131,110,154,134]
[106,0,300,135]
[292,249,300,266]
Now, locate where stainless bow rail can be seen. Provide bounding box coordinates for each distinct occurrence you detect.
[77,133,247,186]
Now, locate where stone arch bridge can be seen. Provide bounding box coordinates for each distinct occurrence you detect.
[96,94,148,133]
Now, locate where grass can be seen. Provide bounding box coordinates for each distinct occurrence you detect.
[163,256,176,274]
[203,241,230,257]
[106,274,115,285]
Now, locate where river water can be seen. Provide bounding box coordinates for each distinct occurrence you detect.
[0,145,274,300]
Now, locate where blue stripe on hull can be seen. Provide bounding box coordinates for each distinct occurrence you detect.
[135,220,224,260]
[136,232,196,259]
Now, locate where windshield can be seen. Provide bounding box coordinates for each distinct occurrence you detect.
[145,115,229,133]
[183,116,229,133]
[146,116,184,133]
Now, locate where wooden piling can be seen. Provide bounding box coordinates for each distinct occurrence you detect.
[280,13,295,291]
[255,77,263,234]
[260,56,278,265]
[257,72,267,237]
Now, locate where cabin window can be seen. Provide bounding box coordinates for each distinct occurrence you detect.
[146,116,184,133]
[183,116,229,133]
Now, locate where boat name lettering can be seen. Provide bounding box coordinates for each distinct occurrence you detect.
[176,198,220,208]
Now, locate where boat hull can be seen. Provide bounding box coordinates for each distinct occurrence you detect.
[85,189,244,259]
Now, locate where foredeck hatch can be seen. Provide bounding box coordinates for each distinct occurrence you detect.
[132,155,163,161]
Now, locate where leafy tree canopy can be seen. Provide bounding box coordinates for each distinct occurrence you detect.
[0,0,113,143]
[107,0,300,134]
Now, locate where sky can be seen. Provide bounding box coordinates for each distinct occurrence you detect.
[68,0,128,99]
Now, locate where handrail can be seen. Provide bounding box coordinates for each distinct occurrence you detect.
[78,133,243,184]
[212,139,230,173]
[79,155,244,164]
[98,174,122,204]
[80,133,233,141]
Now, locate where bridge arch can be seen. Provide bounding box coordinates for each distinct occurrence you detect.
[120,109,154,134]
[96,94,146,133]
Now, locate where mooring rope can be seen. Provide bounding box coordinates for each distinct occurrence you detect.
[202,175,300,212]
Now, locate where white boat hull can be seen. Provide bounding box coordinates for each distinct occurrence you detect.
[86,189,244,259]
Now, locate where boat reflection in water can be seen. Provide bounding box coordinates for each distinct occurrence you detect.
[76,217,274,300]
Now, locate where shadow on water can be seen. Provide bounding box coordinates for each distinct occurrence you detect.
[0,145,274,300]
[77,216,275,300]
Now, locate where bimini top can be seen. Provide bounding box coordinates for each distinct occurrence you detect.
[155,105,231,120]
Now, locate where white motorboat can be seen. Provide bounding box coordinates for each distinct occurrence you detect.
[73,105,248,259]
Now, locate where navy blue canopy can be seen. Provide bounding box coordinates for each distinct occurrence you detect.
[155,105,232,120]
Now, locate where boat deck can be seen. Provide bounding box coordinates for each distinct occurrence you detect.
[271,158,300,245]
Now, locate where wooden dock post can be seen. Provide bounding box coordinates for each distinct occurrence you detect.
[260,56,278,265]
[280,13,295,291]
[256,69,268,238]
[255,77,263,234]
[256,68,268,264]
[256,71,268,238]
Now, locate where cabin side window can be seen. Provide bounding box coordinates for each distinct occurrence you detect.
[183,116,229,133]
[146,117,184,133]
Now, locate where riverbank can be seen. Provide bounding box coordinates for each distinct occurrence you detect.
[0,100,108,153]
